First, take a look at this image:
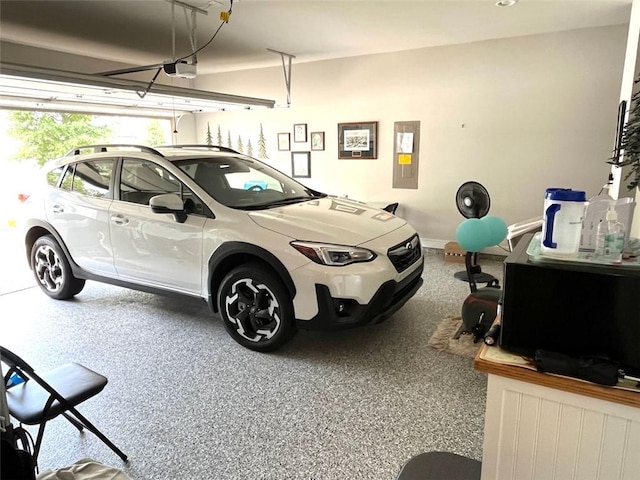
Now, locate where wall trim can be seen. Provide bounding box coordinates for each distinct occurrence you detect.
[420,237,510,257]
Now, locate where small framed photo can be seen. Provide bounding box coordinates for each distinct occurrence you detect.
[293,123,307,143]
[278,132,290,151]
[310,131,325,151]
[338,121,378,159]
[291,151,311,178]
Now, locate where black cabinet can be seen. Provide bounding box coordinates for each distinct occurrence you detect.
[499,233,640,375]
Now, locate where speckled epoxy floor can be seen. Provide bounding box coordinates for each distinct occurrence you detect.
[1,247,504,480]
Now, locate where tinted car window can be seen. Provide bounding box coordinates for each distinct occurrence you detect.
[72,159,114,198]
[59,165,74,191]
[120,159,180,205]
[119,159,205,214]
[47,166,64,187]
[175,155,322,209]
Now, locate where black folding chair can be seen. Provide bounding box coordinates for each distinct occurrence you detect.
[1,346,127,469]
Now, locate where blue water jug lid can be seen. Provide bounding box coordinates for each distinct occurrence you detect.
[544,188,586,202]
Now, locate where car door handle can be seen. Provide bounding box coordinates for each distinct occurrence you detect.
[51,204,64,214]
[110,214,129,225]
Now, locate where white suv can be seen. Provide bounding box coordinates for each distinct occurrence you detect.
[23,145,424,351]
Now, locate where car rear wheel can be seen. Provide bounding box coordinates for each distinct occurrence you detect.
[31,235,85,300]
[218,263,296,352]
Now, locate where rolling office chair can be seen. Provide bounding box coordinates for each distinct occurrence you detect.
[1,346,128,469]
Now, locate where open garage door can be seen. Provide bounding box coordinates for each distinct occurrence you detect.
[0,62,275,118]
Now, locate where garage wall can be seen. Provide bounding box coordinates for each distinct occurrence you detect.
[194,25,628,250]
[0,25,629,250]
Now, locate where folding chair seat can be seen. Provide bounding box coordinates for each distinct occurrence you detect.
[1,346,127,469]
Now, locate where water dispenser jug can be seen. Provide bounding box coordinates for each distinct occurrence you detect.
[541,188,586,258]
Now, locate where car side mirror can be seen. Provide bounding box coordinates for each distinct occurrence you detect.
[149,193,188,223]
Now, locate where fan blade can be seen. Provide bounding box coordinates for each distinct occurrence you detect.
[456,181,491,218]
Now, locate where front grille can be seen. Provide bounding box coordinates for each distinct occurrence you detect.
[387,234,421,273]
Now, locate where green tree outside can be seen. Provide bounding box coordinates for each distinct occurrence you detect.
[146,119,167,146]
[9,111,111,165]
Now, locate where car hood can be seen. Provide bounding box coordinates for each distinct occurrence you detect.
[247,197,406,245]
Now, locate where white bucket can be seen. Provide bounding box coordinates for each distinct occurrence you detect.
[541,188,586,258]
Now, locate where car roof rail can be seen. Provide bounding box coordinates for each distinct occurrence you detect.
[64,144,165,157]
[156,144,241,154]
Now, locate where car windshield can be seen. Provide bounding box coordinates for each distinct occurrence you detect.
[173,155,325,209]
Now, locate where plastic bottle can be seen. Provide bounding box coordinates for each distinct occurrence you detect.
[581,175,615,253]
[599,173,614,199]
[595,204,625,263]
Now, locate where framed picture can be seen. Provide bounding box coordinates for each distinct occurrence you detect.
[293,123,307,143]
[291,151,311,178]
[278,132,290,151]
[310,131,325,151]
[338,121,378,159]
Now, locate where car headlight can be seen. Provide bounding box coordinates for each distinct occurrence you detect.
[290,241,376,266]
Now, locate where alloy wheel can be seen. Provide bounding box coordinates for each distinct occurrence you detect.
[34,244,64,293]
[224,278,281,342]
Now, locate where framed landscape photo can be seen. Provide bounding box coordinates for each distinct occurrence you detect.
[293,123,307,143]
[291,151,311,178]
[338,121,378,159]
[310,131,325,151]
[278,132,290,151]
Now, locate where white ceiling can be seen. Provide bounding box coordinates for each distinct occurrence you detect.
[0,0,633,76]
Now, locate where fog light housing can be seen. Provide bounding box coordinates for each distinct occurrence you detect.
[333,298,359,318]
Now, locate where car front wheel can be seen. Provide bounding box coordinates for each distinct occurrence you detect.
[31,235,85,300]
[218,263,296,352]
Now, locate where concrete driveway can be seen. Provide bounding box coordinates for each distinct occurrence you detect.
[1,225,34,295]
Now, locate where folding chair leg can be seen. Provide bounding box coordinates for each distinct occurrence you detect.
[62,412,85,432]
[68,407,128,463]
[32,422,47,470]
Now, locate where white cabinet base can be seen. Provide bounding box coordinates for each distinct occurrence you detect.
[482,374,640,480]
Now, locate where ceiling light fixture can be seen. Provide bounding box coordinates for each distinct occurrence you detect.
[0,62,275,117]
[495,0,518,6]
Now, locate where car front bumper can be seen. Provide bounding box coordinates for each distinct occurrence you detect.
[297,258,424,330]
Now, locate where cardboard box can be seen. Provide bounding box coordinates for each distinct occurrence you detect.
[444,241,466,263]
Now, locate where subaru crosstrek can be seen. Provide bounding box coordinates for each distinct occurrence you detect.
[22,145,424,351]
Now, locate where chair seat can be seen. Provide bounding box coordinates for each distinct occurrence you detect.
[396,451,481,480]
[6,362,107,424]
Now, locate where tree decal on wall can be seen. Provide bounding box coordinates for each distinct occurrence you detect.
[217,125,223,145]
[257,123,268,159]
[247,139,254,157]
[237,135,244,154]
[205,122,213,146]
[227,130,232,149]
